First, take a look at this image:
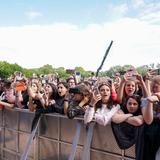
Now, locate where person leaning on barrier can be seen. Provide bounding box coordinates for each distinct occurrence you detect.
[44,81,69,114]
[141,74,160,160]
[0,80,15,109]
[65,83,91,119]
[30,82,58,131]
[30,81,68,114]
[84,81,120,126]
[27,80,47,111]
[111,94,144,160]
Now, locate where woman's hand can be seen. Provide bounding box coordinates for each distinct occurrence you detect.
[90,91,101,107]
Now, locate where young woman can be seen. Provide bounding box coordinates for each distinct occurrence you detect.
[30,82,58,131]
[111,94,144,160]
[112,94,143,126]
[65,83,91,119]
[117,71,148,107]
[84,81,120,126]
[141,75,160,160]
[0,80,15,109]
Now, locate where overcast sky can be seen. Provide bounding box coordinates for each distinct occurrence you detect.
[0,0,160,71]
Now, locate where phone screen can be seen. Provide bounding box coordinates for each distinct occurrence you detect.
[94,86,100,95]
[15,82,25,91]
[152,69,160,75]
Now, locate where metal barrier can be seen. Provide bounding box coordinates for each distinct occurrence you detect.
[0,108,135,160]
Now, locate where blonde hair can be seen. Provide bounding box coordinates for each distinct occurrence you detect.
[152,75,160,85]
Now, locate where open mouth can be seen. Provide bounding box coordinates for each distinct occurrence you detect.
[58,92,62,95]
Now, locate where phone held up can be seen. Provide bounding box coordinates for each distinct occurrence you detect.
[93,86,100,96]
[151,68,160,75]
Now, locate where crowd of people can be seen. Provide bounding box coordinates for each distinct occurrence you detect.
[0,68,160,160]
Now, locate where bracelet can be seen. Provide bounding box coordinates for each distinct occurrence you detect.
[89,104,93,108]
[145,77,150,80]
[64,99,69,102]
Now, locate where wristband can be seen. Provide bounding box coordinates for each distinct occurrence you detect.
[64,99,69,102]
[89,104,93,108]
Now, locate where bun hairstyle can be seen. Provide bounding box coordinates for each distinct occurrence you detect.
[98,81,111,90]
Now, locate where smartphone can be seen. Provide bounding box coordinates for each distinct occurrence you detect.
[94,86,100,96]
[151,68,160,75]
[15,82,25,91]
[124,69,137,80]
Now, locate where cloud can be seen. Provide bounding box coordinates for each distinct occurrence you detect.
[25,11,43,20]
[130,0,160,24]
[106,3,128,20]
[140,11,160,24]
[132,0,145,9]
[0,17,160,71]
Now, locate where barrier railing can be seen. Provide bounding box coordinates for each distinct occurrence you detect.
[0,108,135,160]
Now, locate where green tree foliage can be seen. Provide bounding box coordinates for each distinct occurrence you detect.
[0,61,22,78]
[39,64,55,75]
[55,67,67,79]
[0,61,159,80]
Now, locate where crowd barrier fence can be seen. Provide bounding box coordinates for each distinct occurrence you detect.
[0,108,135,160]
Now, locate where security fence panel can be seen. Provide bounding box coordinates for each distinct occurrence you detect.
[91,124,121,154]
[0,108,136,160]
[39,115,59,139]
[4,109,18,130]
[39,138,58,160]
[60,143,83,160]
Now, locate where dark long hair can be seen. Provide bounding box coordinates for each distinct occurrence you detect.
[96,82,117,110]
[122,94,141,116]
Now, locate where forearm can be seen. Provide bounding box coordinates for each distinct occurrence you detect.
[28,98,36,111]
[112,113,133,124]
[0,101,14,108]
[27,87,36,98]
[117,81,125,103]
[145,80,151,96]
[141,80,149,97]
[126,115,144,126]
[84,105,95,124]
[142,101,153,124]
[95,106,120,126]
[64,101,69,115]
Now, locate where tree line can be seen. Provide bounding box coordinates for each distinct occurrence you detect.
[0,61,159,79]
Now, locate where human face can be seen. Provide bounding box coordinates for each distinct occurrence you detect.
[99,85,111,103]
[126,97,139,113]
[31,83,38,93]
[68,79,75,88]
[125,81,136,96]
[152,83,160,93]
[45,84,53,95]
[57,83,67,97]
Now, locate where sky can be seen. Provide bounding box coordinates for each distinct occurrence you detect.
[0,0,160,72]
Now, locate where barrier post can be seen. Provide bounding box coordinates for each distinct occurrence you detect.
[68,120,82,160]
[81,122,95,160]
[20,116,41,160]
